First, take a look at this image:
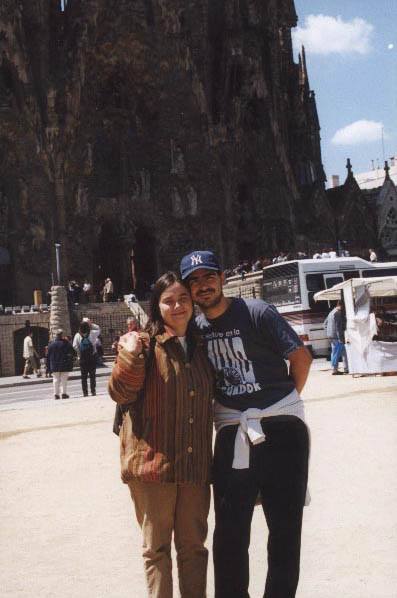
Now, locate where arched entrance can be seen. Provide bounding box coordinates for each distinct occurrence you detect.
[14,326,49,375]
[93,222,132,300]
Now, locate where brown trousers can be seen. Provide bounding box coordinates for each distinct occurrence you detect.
[128,481,210,598]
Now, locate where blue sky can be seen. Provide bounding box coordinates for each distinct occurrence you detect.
[292,0,396,185]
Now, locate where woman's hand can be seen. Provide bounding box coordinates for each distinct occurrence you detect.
[118,331,143,357]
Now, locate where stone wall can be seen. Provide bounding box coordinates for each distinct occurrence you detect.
[71,301,148,354]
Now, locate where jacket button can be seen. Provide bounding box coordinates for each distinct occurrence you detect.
[189,417,194,424]
[189,390,195,397]
[187,446,193,453]
[185,362,191,369]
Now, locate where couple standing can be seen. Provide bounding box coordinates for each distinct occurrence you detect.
[109,250,312,598]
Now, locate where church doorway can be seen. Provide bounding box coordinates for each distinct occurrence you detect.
[93,222,132,300]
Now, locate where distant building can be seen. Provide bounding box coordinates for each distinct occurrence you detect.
[354,156,397,190]
[326,159,397,259]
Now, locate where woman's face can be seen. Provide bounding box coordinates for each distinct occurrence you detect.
[158,282,193,334]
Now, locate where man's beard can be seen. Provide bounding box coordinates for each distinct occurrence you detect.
[194,289,222,310]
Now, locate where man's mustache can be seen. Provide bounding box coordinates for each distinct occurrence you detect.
[197,289,215,296]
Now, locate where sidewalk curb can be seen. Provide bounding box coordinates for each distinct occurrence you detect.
[0,369,111,390]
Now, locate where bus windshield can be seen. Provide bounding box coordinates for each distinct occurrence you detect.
[262,263,301,307]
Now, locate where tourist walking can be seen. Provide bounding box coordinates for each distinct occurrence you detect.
[73,318,101,396]
[47,329,75,399]
[180,250,312,598]
[109,271,214,598]
[22,331,40,379]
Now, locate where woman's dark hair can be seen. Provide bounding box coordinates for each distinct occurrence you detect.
[79,321,90,335]
[145,271,194,338]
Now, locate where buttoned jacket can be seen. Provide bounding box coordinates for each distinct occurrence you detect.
[108,331,214,485]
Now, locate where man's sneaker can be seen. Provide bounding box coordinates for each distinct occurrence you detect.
[332,370,343,375]
[22,375,30,379]
[83,392,88,397]
[54,395,60,400]
[344,370,349,375]
[36,373,41,378]
[61,394,70,399]
[91,391,96,396]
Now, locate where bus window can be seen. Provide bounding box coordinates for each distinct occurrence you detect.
[343,270,360,280]
[324,275,343,289]
[362,267,397,277]
[306,274,325,292]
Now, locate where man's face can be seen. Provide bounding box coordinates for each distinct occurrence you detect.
[187,268,224,309]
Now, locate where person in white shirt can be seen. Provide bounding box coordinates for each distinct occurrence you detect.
[369,249,377,263]
[321,249,330,259]
[22,331,40,378]
[328,249,337,259]
[312,251,321,259]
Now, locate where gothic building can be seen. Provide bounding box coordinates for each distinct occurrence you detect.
[326,159,397,260]
[1,0,331,305]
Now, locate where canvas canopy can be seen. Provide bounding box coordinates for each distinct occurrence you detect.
[314,276,397,302]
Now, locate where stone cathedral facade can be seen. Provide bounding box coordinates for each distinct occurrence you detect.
[0,0,342,305]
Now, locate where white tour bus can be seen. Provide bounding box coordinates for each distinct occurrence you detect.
[262,257,397,356]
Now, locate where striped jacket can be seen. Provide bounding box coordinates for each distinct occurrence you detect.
[108,331,214,485]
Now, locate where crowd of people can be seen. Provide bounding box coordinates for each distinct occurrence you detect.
[224,247,379,278]
[66,278,114,304]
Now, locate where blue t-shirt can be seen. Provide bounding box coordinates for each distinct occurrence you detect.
[196,297,303,411]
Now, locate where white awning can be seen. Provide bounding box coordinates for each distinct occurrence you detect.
[314,276,397,301]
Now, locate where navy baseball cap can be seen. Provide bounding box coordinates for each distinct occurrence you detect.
[180,250,221,280]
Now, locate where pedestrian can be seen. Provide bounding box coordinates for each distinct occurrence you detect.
[329,248,337,259]
[73,318,101,396]
[313,250,321,259]
[324,300,348,375]
[321,249,330,259]
[22,331,41,379]
[126,315,139,333]
[103,277,114,302]
[180,250,312,598]
[108,271,214,598]
[47,329,75,400]
[369,248,377,262]
[83,280,92,303]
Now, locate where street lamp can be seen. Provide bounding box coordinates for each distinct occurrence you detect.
[55,243,61,285]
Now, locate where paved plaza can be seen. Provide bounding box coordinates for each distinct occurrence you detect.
[1,367,396,597]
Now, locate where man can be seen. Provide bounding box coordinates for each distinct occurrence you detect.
[22,330,41,379]
[324,300,348,375]
[47,329,75,399]
[73,318,101,396]
[83,280,92,303]
[369,248,377,263]
[126,315,139,333]
[103,277,114,302]
[180,250,312,598]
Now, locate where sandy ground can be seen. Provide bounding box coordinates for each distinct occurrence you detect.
[1,370,396,598]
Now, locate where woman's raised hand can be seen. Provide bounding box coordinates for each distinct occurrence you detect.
[118,331,143,357]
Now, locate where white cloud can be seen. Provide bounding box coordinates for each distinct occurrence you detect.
[293,14,373,55]
[331,120,383,146]
[388,43,394,50]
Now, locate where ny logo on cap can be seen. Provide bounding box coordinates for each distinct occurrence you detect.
[191,254,203,266]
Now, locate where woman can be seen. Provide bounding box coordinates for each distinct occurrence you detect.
[108,272,214,598]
